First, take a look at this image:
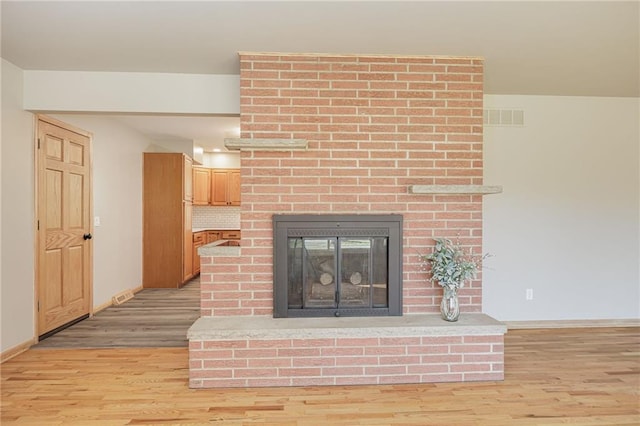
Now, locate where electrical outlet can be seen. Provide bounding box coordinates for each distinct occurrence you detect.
[526,289,534,300]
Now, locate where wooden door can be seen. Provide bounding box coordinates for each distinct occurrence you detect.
[143,153,184,288]
[228,170,242,206]
[192,167,210,205]
[37,116,92,337]
[183,202,193,282]
[192,232,205,275]
[183,155,193,202]
[207,231,220,244]
[210,170,230,206]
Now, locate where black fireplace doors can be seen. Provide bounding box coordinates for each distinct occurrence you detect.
[273,215,402,318]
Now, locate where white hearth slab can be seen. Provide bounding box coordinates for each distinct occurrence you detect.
[188,313,506,340]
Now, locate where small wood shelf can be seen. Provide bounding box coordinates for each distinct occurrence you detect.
[224,138,308,151]
[409,185,503,195]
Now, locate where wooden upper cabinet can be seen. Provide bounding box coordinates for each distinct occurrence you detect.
[228,170,241,206]
[183,155,193,202]
[210,170,229,206]
[211,169,241,206]
[192,167,210,205]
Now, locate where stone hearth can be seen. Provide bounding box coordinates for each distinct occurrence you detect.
[188,313,505,388]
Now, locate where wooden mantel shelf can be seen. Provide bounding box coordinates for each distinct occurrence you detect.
[224,138,308,151]
[409,185,503,195]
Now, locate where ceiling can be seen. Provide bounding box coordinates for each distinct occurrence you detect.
[2,1,638,150]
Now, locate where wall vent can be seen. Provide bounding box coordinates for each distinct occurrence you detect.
[484,109,525,127]
[112,290,134,305]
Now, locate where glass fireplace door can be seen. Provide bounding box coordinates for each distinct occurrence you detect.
[287,237,389,311]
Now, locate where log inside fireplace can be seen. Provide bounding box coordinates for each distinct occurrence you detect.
[273,214,403,318]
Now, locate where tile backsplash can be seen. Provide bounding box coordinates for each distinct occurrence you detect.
[192,206,241,229]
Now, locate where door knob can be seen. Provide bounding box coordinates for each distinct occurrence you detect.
[83,233,93,240]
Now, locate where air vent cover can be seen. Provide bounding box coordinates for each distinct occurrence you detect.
[484,109,524,127]
[113,290,134,305]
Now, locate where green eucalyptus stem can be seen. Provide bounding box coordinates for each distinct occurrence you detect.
[421,238,485,290]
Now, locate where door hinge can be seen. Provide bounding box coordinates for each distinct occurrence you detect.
[37,220,40,230]
[37,138,41,149]
[37,301,40,312]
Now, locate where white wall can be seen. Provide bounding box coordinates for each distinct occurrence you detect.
[483,95,640,321]
[203,152,240,168]
[146,140,194,157]
[1,59,35,351]
[0,0,3,352]
[50,114,153,308]
[23,71,240,114]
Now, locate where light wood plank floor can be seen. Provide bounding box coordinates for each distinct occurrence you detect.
[34,278,200,348]
[1,327,638,425]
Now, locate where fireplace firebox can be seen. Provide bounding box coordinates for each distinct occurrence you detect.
[273,215,403,318]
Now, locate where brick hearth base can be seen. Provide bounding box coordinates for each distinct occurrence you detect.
[187,314,506,388]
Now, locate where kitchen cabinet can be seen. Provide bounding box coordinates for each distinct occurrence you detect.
[221,230,241,240]
[183,202,193,282]
[211,169,241,206]
[193,231,235,275]
[207,231,221,244]
[192,167,210,205]
[183,156,193,202]
[143,152,194,288]
[192,231,206,275]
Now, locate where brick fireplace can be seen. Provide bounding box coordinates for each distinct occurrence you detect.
[188,52,505,388]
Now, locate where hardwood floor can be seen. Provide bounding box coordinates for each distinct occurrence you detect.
[1,327,638,425]
[33,278,200,348]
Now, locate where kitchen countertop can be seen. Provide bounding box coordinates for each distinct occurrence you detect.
[198,239,241,256]
[192,228,240,233]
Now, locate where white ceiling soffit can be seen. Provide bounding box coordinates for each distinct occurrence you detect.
[111,115,240,151]
[2,1,638,97]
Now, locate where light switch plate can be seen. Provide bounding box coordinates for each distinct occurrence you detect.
[94,216,101,227]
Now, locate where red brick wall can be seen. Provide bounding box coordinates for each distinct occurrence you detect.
[201,53,484,317]
[189,334,503,388]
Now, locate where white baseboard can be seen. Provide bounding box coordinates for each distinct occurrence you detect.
[1,338,36,363]
[93,299,113,314]
[504,318,640,329]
